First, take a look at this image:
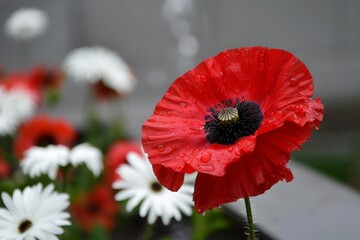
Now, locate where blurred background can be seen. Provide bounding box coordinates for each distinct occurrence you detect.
[0,0,359,238]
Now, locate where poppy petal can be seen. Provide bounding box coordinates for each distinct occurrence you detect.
[152,164,186,191]
[193,121,312,213]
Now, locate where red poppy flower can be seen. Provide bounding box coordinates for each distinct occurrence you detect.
[28,65,64,90]
[70,185,118,231]
[14,115,77,159]
[142,47,324,213]
[104,140,142,184]
[0,73,41,103]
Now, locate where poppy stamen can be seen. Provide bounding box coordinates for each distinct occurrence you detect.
[204,98,263,145]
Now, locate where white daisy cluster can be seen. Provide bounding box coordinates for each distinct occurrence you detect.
[4,8,48,41]
[63,46,137,96]
[113,152,194,225]
[0,86,37,135]
[0,183,70,240]
[21,143,103,180]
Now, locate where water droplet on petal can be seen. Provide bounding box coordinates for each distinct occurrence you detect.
[202,211,207,216]
[180,102,188,108]
[158,145,165,152]
[234,147,241,156]
[200,75,207,82]
[227,147,234,153]
[199,164,214,172]
[315,126,319,130]
[200,152,212,163]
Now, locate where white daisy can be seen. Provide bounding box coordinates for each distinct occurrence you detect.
[0,183,70,240]
[4,8,48,41]
[113,152,194,225]
[63,46,137,96]
[21,145,70,180]
[0,87,36,135]
[69,143,103,177]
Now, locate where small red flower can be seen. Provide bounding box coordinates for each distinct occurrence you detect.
[0,157,11,178]
[14,115,77,159]
[142,47,324,213]
[70,185,118,231]
[28,65,64,90]
[104,140,142,184]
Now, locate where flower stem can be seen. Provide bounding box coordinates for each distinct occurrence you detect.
[143,223,153,240]
[244,197,255,240]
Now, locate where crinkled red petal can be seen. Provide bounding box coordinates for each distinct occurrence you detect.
[193,121,312,213]
[152,164,186,191]
[142,47,324,178]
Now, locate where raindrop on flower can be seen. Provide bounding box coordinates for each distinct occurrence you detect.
[199,164,214,172]
[158,145,165,152]
[200,152,212,163]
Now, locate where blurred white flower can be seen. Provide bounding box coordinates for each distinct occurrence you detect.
[0,183,71,240]
[113,152,194,225]
[21,143,103,179]
[0,87,36,135]
[69,143,103,177]
[63,46,137,96]
[21,145,70,180]
[4,8,48,41]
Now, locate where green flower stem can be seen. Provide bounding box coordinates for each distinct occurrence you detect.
[143,223,153,240]
[244,197,255,240]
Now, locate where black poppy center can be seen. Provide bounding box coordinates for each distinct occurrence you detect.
[204,98,263,145]
[150,182,163,192]
[18,219,32,233]
[36,134,56,147]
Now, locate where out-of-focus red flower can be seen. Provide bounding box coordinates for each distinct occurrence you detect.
[14,115,77,159]
[0,72,41,103]
[28,65,64,91]
[142,47,324,213]
[70,185,118,231]
[104,140,142,184]
[0,157,11,178]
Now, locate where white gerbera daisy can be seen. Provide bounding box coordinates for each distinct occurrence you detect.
[21,145,70,180]
[0,87,36,135]
[0,183,70,240]
[4,8,48,41]
[63,46,137,96]
[69,143,103,177]
[113,152,194,225]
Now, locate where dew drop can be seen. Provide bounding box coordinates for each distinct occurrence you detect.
[200,152,212,163]
[158,145,165,152]
[202,211,207,216]
[227,147,234,153]
[200,75,207,82]
[148,118,156,123]
[234,147,241,156]
[180,102,188,108]
[199,164,214,172]
[315,126,319,130]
